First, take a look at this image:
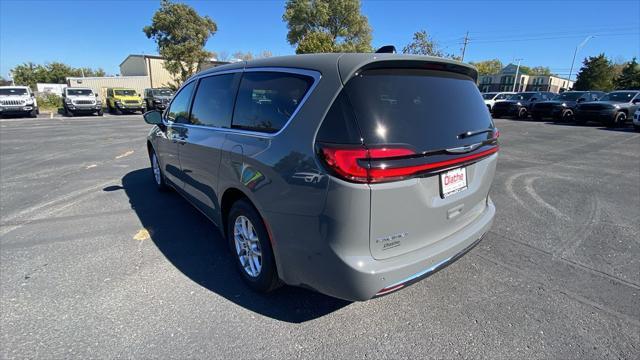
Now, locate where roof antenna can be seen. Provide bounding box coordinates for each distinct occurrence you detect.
[375,45,396,54]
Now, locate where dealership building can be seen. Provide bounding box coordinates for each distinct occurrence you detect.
[477,64,574,93]
[66,54,227,101]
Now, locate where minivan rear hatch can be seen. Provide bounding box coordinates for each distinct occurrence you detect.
[317,62,498,260]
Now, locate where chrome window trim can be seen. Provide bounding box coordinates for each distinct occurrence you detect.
[165,67,322,138]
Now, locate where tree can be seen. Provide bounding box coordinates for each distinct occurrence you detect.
[144,0,217,86]
[469,59,503,75]
[613,58,640,90]
[283,0,372,54]
[573,53,615,91]
[11,62,107,89]
[232,51,254,61]
[402,30,460,60]
[530,66,552,75]
[260,50,273,58]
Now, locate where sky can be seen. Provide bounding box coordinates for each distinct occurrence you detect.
[1,0,639,81]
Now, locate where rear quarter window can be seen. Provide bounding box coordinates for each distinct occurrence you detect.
[232,72,313,133]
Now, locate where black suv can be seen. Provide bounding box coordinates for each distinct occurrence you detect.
[491,91,555,119]
[531,91,604,122]
[144,88,174,111]
[575,90,640,127]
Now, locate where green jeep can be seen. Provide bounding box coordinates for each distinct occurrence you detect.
[105,88,146,114]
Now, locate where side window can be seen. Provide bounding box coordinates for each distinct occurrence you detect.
[190,73,239,128]
[167,81,195,123]
[232,72,314,133]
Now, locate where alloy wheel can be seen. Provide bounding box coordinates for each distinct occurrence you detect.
[233,215,262,278]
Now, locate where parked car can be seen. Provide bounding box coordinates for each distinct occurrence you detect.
[142,53,498,301]
[62,87,103,116]
[633,108,640,131]
[105,88,145,114]
[530,91,604,122]
[144,88,174,111]
[575,90,640,127]
[0,86,38,118]
[491,91,555,119]
[482,92,514,113]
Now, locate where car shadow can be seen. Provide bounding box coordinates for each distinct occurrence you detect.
[115,168,351,323]
[544,121,636,132]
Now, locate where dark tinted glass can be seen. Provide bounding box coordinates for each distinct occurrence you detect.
[344,69,493,152]
[232,72,313,133]
[316,91,362,144]
[190,74,238,128]
[167,81,195,123]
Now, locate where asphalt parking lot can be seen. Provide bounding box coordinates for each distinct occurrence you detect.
[1,114,638,359]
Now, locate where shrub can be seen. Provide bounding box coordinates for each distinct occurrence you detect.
[36,93,62,109]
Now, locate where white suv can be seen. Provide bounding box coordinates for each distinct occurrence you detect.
[482,92,515,113]
[0,86,38,118]
[62,87,103,116]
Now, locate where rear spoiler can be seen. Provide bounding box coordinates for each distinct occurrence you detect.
[338,54,478,84]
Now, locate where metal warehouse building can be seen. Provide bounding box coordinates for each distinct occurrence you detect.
[66,54,227,101]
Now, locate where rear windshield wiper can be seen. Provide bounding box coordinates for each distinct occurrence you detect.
[457,128,495,139]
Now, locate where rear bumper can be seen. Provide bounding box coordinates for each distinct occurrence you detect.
[268,198,495,301]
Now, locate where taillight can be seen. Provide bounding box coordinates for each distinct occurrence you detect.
[320,146,414,183]
[319,144,498,184]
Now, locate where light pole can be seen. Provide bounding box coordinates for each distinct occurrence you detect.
[568,35,594,88]
[512,58,523,92]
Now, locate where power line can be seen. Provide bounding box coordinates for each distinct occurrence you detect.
[460,31,470,61]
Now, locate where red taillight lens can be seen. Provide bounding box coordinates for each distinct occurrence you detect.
[319,144,498,184]
[320,146,414,182]
[320,146,370,182]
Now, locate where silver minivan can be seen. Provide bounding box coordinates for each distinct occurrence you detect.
[143,53,498,301]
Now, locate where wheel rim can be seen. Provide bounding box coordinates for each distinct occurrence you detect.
[618,113,626,124]
[233,215,262,278]
[152,154,161,185]
[564,110,574,122]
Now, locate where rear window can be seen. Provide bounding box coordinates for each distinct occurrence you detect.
[232,72,313,133]
[338,68,493,152]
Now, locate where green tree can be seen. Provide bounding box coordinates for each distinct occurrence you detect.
[469,59,503,75]
[144,0,218,86]
[10,62,107,89]
[402,30,460,60]
[573,53,615,91]
[530,66,552,75]
[283,0,372,54]
[613,58,640,90]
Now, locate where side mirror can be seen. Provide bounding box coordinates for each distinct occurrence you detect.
[632,98,640,104]
[577,98,585,103]
[143,110,163,125]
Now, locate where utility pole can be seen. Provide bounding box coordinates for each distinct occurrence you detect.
[512,58,523,92]
[460,31,470,61]
[567,35,594,89]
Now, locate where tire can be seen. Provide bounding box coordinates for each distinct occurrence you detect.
[227,199,281,293]
[606,112,626,128]
[64,106,73,117]
[107,102,113,114]
[561,109,574,123]
[97,109,104,116]
[149,149,169,191]
[634,124,640,132]
[517,108,528,120]
[29,109,38,118]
